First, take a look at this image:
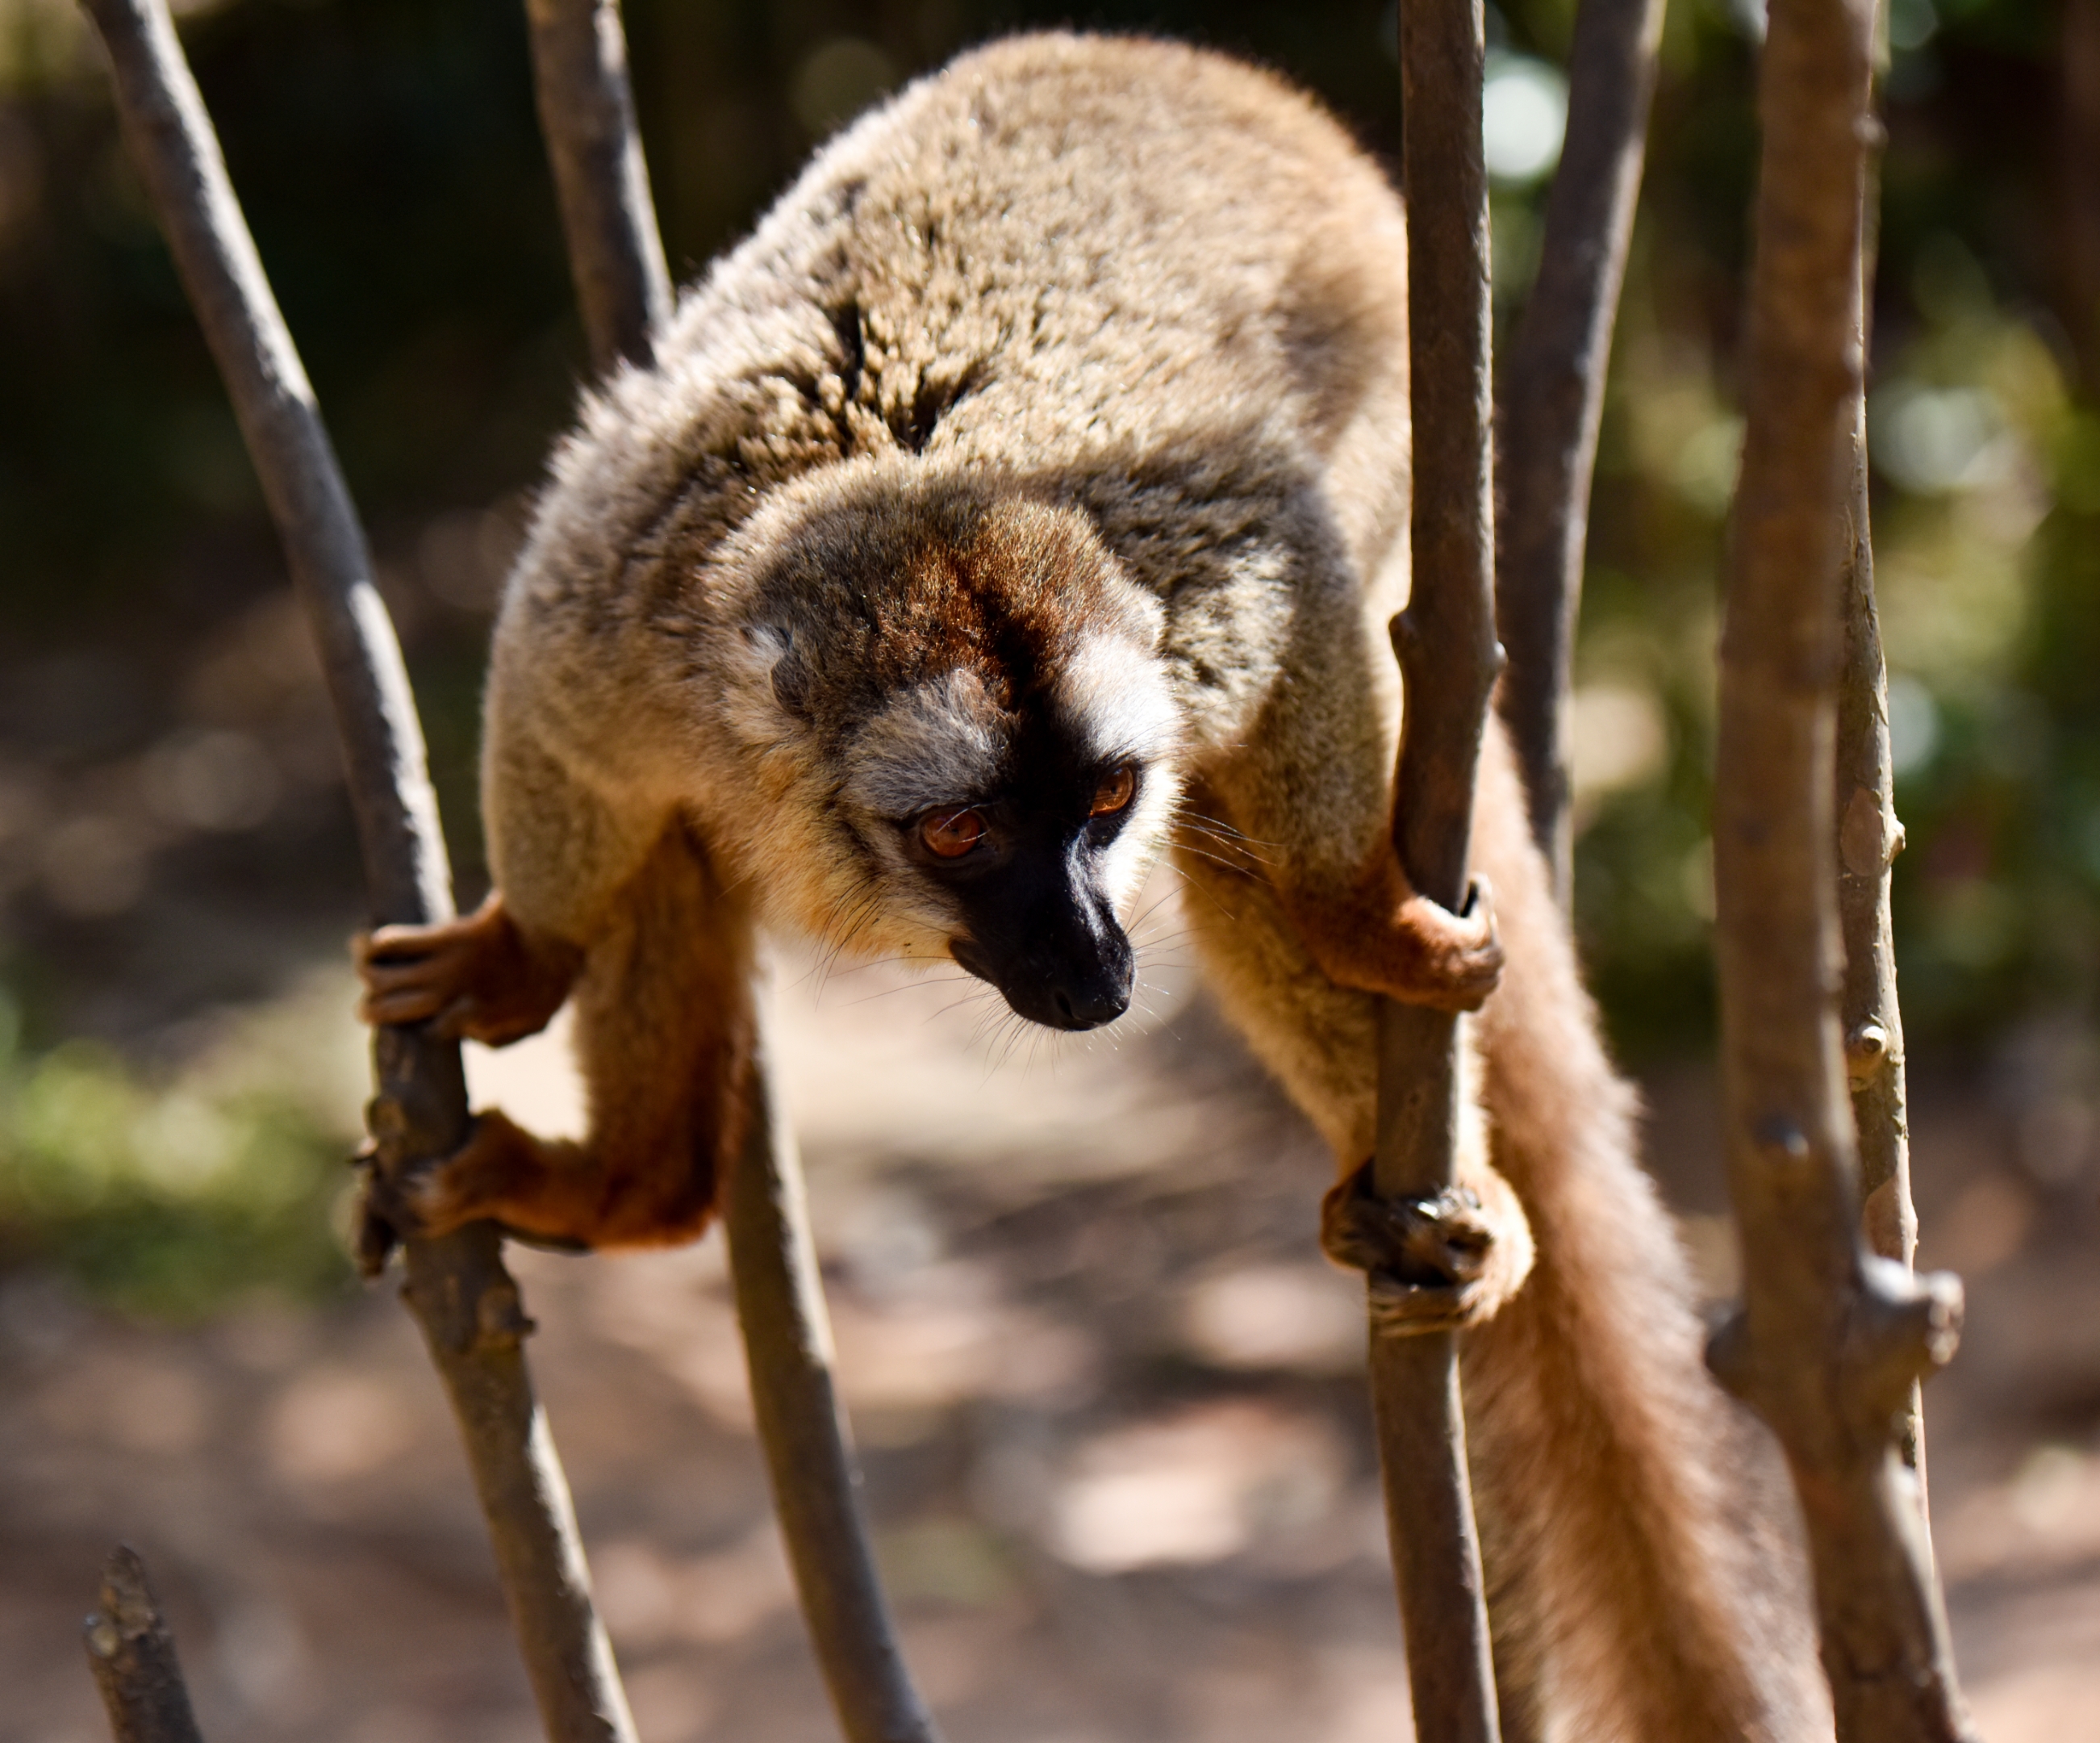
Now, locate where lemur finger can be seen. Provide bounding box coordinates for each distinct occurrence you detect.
[357,922,449,963]
[358,984,452,1026]
[357,950,461,994]
[1367,1273,1491,1334]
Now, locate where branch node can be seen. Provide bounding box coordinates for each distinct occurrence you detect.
[1840,784,1906,878]
[1847,1258,1964,1427]
[1844,1022,1892,1086]
[477,1275,536,1350]
[1752,1113,1813,1168]
[1389,607,1424,679]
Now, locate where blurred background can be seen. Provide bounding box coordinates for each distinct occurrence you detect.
[2,0,2098,1737]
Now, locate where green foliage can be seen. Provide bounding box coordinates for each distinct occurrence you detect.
[0,992,354,1317]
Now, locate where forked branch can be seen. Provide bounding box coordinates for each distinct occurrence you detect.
[520,4,942,1737]
[77,4,634,1738]
[1372,0,1505,1737]
[1709,0,1973,1732]
[1496,0,1668,897]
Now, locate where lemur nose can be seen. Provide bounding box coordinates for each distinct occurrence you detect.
[1054,979,1129,1030]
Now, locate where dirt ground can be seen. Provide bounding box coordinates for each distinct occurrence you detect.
[2,939,2098,1743]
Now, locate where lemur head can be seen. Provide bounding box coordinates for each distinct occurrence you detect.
[724,465,1180,1032]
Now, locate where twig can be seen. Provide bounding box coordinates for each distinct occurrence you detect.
[1495,0,1668,900]
[82,1548,205,1743]
[1374,0,1505,1737]
[520,6,941,1736]
[1835,366,1930,1486]
[76,5,635,1739]
[1707,0,1975,1732]
[727,1001,945,1743]
[521,0,670,372]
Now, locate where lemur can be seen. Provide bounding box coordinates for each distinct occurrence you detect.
[355,33,1829,1741]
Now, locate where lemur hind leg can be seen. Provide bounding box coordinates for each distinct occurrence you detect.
[1174,724,1826,1741]
[354,823,757,1252]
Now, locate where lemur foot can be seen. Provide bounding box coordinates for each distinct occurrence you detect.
[355,892,580,1046]
[1291,863,1505,1014]
[1320,1156,1533,1334]
[1388,876,1503,1013]
[353,1109,588,1274]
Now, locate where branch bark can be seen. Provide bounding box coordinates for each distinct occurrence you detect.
[727,999,945,1743]
[521,0,670,373]
[77,6,634,1739]
[519,6,941,1736]
[1373,0,1505,1737]
[82,1548,205,1743]
[1708,0,1973,1732]
[1495,0,1668,899]
[1836,373,1928,1484]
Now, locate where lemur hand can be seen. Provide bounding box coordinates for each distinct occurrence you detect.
[354,892,581,1047]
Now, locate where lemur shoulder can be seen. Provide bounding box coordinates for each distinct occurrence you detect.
[357,33,1829,1741]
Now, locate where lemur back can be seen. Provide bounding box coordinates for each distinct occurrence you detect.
[356,33,1830,1740]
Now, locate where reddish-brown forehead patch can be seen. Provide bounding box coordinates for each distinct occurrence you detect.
[869,498,1106,698]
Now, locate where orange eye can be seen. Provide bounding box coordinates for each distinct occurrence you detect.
[921,807,986,858]
[1090,766,1136,817]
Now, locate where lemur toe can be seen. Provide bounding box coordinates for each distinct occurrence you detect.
[1398,876,1504,1013]
[1320,1160,1525,1333]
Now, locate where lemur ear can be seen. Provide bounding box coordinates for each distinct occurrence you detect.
[751,624,813,719]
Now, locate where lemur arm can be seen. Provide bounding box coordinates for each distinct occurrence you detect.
[1187,576,1505,1015]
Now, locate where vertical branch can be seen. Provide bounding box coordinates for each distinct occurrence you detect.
[520,6,941,1737]
[1836,378,1928,1482]
[1707,0,1973,1732]
[1373,0,1505,1738]
[76,6,636,1740]
[82,1549,205,1743]
[1495,0,1668,898]
[726,1001,945,1743]
[521,0,670,372]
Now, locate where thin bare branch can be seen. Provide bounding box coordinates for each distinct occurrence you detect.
[77,5,633,1738]
[82,1549,204,1743]
[518,7,941,1735]
[521,0,670,373]
[726,998,946,1743]
[1496,0,1668,899]
[1372,0,1505,1737]
[1836,376,1930,1487]
[1709,0,1973,1731]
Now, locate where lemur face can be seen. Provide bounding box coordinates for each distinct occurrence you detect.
[733,475,1180,1031]
[855,642,1177,1030]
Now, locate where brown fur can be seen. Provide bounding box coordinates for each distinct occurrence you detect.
[357,34,1827,1739]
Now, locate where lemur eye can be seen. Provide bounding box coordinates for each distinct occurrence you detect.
[920,807,987,858]
[1090,766,1137,817]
